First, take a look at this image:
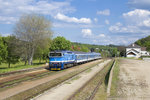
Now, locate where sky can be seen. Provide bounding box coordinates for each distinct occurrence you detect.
[0,0,150,45]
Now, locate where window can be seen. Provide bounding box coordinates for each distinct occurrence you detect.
[50,53,62,57]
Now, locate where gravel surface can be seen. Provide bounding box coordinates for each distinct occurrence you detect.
[33,60,111,100]
[0,69,47,83]
[117,59,150,100]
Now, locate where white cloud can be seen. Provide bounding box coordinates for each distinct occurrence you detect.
[107,36,139,45]
[80,29,133,45]
[109,22,124,33]
[0,33,11,37]
[123,9,150,17]
[55,13,92,24]
[109,9,150,35]
[94,18,98,23]
[0,0,75,24]
[105,19,109,25]
[1,0,75,15]
[128,0,150,10]
[81,29,93,37]
[97,9,110,16]
[109,23,141,33]
[142,19,150,27]
[91,35,116,45]
[123,9,150,27]
[0,16,17,24]
[81,29,106,38]
[98,34,105,37]
[53,22,103,28]
[128,0,150,5]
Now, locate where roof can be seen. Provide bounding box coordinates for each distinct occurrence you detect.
[141,47,146,51]
[72,51,88,54]
[50,50,100,55]
[50,50,89,54]
[127,43,141,48]
[126,49,140,55]
[50,50,72,53]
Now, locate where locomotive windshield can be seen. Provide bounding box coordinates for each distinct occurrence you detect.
[49,53,62,57]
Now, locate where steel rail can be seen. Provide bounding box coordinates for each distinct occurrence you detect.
[68,59,115,100]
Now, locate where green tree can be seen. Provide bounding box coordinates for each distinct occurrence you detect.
[3,36,20,68]
[135,35,150,51]
[110,48,118,57]
[50,36,71,51]
[71,45,81,51]
[35,38,51,63]
[14,14,53,65]
[0,36,7,64]
[80,46,89,52]
[100,50,110,58]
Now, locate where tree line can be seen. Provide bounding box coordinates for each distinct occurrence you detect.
[0,35,119,68]
[135,35,150,51]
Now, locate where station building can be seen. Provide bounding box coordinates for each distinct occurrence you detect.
[126,43,150,58]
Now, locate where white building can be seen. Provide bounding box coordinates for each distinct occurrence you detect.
[126,43,150,58]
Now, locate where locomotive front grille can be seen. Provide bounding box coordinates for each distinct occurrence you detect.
[50,62,62,67]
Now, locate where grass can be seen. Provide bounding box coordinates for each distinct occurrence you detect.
[141,56,150,58]
[110,59,120,97]
[122,57,142,60]
[85,68,92,73]
[0,60,46,74]
[65,76,81,84]
[93,83,107,100]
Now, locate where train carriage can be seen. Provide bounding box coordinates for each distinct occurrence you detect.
[49,50,101,70]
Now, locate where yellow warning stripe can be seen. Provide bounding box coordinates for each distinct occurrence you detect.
[51,68,61,70]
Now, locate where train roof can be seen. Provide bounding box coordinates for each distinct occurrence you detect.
[72,51,100,55]
[50,50,71,53]
[50,50,100,55]
[72,51,88,54]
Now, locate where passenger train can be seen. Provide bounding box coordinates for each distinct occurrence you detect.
[49,50,101,70]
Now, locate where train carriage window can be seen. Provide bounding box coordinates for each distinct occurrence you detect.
[50,53,62,57]
[77,55,81,59]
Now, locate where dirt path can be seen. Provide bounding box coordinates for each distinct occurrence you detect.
[0,60,101,100]
[33,60,111,100]
[116,59,150,100]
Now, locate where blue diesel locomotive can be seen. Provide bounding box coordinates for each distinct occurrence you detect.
[49,50,101,70]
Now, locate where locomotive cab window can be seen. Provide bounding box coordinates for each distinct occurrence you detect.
[49,53,62,57]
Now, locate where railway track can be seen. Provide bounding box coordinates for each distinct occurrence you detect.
[0,64,52,90]
[3,59,104,100]
[68,59,115,100]
[0,59,103,98]
[0,69,53,90]
[88,60,115,100]
[0,65,48,77]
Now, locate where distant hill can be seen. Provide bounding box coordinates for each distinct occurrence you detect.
[135,35,150,51]
[72,42,116,51]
